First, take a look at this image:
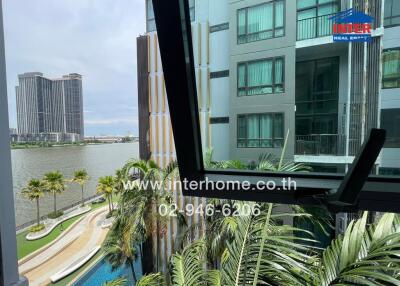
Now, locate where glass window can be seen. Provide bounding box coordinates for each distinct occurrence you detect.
[146,0,156,32]
[297,0,339,40]
[237,0,285,44]
[237,57,284,97]
[384,0,400,27]
[237,113,284,148]
[189,0,195,22]
[382,48,400,89]
[296,57,340,155]
[381,109,400,148]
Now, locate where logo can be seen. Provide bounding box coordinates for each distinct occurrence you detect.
[330,8,373,42]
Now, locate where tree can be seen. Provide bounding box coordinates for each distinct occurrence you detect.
[97,176,115,214]
[103,231,138,284]
[72,169,90,207]
[112,159,177,275]
[21,179,45,226]
[137,212,400,286]
[43,171,66,216]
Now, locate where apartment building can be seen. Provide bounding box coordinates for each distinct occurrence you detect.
[138,0,400,268]
[15,72,84,143]
[139,0,400,173]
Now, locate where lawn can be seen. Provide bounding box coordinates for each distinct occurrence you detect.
[17,200,109,260]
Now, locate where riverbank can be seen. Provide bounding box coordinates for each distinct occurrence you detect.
[10,141,137,150]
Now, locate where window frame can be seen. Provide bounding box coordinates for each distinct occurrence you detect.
[151,0,400,212]
[237,0,285,45]
[237,112,284,148]
[384,0,400,28]
[382,47,400,89]
[237,57,285,96]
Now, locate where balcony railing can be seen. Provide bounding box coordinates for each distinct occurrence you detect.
[296,134,346,156]
[297,13,335,41]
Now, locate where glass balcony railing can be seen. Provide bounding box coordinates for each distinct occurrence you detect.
[295,134,346,156]
[297,13,335,41]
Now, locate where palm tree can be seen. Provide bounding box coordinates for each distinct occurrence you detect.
[315,212,400,285]
[97,176,115,214]
[137,212,400,286]
[113,159,177,274]
[21,179,45,226]
[72,169,90,206]
[43,171,66,216]
[103,231,138,284]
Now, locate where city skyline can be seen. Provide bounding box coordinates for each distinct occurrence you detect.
[3,0,145,136]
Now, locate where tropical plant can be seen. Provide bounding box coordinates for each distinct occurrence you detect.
[72,169,90,206]
[103,230,138,284]
[111,159,178,274]
[137,212,400,286]
[315,212,400,285]
[102,277,128,286]
[136,273,165,286]
[43,171,66,217]
[21,179,45,226]
[97,176,115,214]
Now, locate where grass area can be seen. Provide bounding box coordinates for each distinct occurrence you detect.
[50,251,104,286]
[17,200,109,260]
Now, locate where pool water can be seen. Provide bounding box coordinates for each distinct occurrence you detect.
[73,253,142,286]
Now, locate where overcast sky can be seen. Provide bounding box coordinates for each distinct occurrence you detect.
[3,0,145,136]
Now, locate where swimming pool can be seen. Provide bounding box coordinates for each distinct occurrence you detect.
[72,253,142,286]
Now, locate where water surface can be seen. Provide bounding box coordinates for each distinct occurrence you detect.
[12,142,138,226]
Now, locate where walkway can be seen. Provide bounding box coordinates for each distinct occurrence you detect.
[19,206,110,286]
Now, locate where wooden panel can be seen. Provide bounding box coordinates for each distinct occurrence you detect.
[137,35,151,160]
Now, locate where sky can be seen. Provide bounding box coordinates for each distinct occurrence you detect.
[3,0,145,136]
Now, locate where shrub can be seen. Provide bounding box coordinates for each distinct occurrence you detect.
[47,210,64,219]
[29,224,45,233]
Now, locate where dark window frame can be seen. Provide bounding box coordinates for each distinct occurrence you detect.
[237,0,285,45]
[382,47,400,89]
[151,0,400,212]
[237,57,285,97]
[384,0,400,28]
[237,113,284,148]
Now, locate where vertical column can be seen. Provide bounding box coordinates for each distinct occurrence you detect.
[0,2,27,285]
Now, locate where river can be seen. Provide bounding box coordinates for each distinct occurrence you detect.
[11,142,139,226]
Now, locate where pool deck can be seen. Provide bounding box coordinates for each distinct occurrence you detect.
[19,206,110,286]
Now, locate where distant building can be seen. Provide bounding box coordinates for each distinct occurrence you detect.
[15,72,84,143]
[9,128,17,135]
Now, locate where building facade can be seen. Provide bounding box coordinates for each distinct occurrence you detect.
[139,0,400,175]
[138,0,400,268]
[15,72,84,142]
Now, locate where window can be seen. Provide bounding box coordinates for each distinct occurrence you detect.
[237,1,284,44]
[382,48,400,89]
[237,113,284,148]
[152,0,400,212]
[296,57,339,135]
[381,109,400,148]
[146,0,156,32]
[297,0,340,40]
[189,0,195,22]
[238,57,284,96]
[384,0,400,27]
